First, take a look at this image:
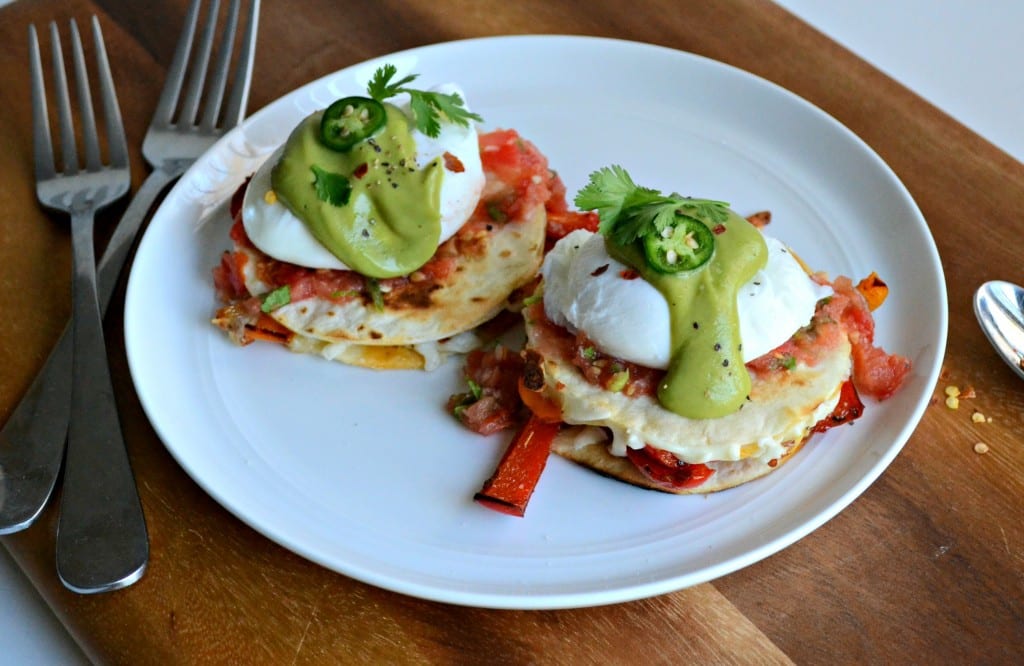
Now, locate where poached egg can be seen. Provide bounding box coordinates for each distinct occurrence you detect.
[541,229,833,367]
[241,84,485,271]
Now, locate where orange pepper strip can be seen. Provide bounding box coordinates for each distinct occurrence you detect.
[474,416,560,517]
[243,313,294,345]
[856,272,889,311]
[517,377,563,423]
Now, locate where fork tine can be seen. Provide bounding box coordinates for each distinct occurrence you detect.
[198,0,240,132]
[221,0,259,128]
[48,22,78,175]
[69,19,102,172]
[29,25,56,182]
[177,0,221,127]
[151,0,201,125]
[90,17,129,170]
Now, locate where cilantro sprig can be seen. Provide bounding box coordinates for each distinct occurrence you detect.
[311,165,352,207]
[574,165,730,248]
[367,64,483,138]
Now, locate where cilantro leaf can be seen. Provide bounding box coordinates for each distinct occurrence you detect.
[428,89,482,128]
[574,165,665,236]
[311,165,352,207]
[574,164,732,248]
[261,285,291,313]
[367,64,418,101]
[407,91,441,138]
[365,64,483,138]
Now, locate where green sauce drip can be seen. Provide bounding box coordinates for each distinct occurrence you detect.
[608,210,767,419]
[270,104,444,278]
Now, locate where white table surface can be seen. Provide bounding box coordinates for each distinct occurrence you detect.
[2,1,1022,662]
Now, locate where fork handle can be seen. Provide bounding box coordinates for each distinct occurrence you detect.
[0,164,183,534]
[56,208,148,593]
[97,163,183,308]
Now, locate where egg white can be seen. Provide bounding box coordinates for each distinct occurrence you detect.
[541,229,833,367]
[241,84,485,271]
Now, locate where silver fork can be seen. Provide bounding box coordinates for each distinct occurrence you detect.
[30,17,147,593]
[0,0,260,536]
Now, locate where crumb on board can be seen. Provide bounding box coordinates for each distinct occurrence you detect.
[945,395,959,410]
[945,385,960,398]
[974,442,989,455]
[971,410,986,423]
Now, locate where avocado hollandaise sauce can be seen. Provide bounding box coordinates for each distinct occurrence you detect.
[608,209,768,419]
[270,104,444,279]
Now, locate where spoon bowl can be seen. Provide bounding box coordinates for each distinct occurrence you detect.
[973,280,1024,381]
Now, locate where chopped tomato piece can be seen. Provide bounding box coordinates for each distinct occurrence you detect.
[852,343,912,401]
[477,129,556,223]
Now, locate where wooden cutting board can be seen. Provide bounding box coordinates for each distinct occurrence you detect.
[1,0,1021,662]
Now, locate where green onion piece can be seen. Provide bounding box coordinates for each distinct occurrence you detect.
[607,369,630,392]
[366,279,384,311]
[261,286,291,313]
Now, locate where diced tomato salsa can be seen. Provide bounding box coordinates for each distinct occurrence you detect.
[521,302,663,398]
[447,346,525,435]
[747,274,910,400]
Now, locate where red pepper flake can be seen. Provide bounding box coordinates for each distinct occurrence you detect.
[712,223,727,235]
[591,264,609,277]
[619,269,640,280]
[443,151,466,173]
[353,163,369,179]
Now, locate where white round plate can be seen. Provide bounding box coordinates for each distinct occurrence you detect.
[124,36,946,609]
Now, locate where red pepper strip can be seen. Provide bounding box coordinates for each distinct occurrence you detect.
[625,445,714,491]
[811,380,864,434]
[474,416,560,517]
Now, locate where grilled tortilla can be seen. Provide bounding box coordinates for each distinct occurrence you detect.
[240,205,544,346]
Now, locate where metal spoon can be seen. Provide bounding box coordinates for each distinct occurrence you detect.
[973,280,1024,381]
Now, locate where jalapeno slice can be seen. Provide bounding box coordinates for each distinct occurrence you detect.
[319,96,386,152]
[642,213,715,273]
